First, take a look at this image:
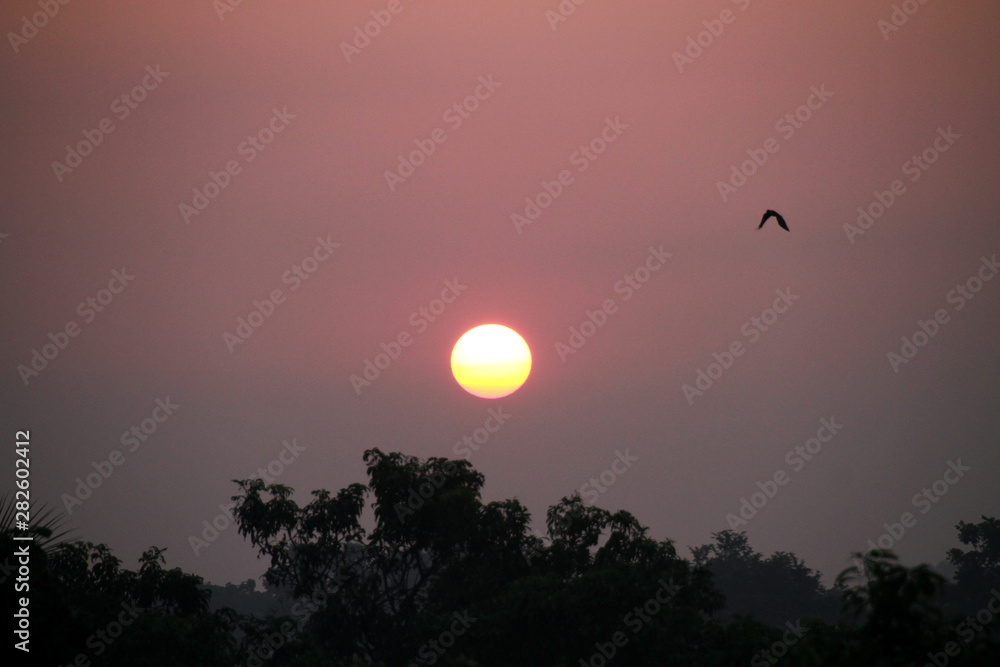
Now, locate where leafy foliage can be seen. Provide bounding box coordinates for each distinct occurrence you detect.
[14,451,1000,665]
[948,516,1000,612]
[692,530,838,625]
[836,549,948,664]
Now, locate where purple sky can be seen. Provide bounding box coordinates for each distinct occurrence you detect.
[3,0,999,587]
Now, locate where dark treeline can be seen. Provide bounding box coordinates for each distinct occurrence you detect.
[8,449,1000,666]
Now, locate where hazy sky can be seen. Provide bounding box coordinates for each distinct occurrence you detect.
[2,0,998,587]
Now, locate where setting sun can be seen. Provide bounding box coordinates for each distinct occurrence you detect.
[451,324,531,399]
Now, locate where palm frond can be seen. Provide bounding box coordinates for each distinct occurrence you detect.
[0,493,77,553]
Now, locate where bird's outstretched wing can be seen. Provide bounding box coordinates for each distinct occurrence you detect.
[775,212,789,231]
[758,209,777,229]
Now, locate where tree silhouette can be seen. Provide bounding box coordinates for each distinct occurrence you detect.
[22,541,235,665]
[691,530,837,625]
[948,516,1000,614]
[835,549,947,665]
[231,448,534,663]
[18,449,997,665]
[231,449,732,665]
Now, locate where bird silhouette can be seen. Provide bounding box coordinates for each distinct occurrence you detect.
[758,209,789,231]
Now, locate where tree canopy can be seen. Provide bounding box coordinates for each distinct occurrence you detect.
[9,453,1000,665]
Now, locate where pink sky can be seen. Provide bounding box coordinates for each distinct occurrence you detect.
[2,0,999,586]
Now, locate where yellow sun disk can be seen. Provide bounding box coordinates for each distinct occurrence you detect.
[451,325,531,398]
[456,358,530,398]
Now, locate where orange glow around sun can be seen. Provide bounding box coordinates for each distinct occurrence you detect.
[451,324,531,399]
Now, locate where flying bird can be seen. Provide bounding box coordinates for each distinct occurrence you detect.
[758,209,789,231]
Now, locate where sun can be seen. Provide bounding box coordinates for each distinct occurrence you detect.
[451,324,531,399]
